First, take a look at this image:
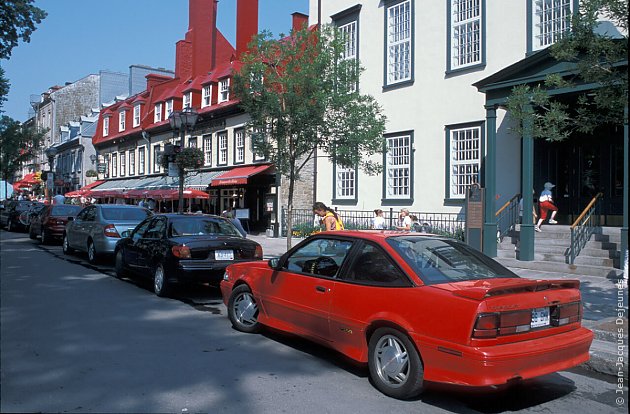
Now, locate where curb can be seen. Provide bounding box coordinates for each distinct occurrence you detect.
[581,318,628,377]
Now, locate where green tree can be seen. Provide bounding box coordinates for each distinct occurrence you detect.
[0,67,9,113]
[233,25,387,248]
[507,0,628,141]
[0,0,47,59]
[0,115,45,195]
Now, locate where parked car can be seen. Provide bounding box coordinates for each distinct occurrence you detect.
[63,204,152,263]
[29,204,83,244]
[115,214,263,297]
[0,200,36,232]
[20,201,46,230]
[221,230,593,399]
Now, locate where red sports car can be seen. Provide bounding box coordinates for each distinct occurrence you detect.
[220,231,593,399]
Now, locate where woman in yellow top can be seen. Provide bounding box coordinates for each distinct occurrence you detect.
[313,202,344,231]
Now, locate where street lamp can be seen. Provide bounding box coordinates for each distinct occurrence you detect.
[89,154,97,164]
[44,146,58,203]
[168,107,199,214]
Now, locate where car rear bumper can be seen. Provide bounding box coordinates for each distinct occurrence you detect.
[415,327,593,386]
[171,260,259,285]
[44,225,66,238]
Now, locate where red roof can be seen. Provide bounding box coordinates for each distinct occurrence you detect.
[211,164,273,186]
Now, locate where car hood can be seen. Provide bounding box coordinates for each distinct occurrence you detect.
[430,278,580,300]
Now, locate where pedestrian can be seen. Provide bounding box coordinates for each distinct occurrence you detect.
[395,208,412,231]
[52,193,65,205]
[409,215,422,232]
[221,205,235,219]
[147,198,156,211]
[535,182,558,232]
[313,202,344,231]
[371,209,386,229]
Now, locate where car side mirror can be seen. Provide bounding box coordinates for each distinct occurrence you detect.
[268,257,281,270]
[121,230,131,238]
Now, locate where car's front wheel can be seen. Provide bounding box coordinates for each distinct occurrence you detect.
[6,219,14,232]
[153,263,170,297]
[368,327,424,400]
[62,234,74,254]
[114,250,127,279]
[228,285,261,333]
[40,228,50,245]
[28,225,37,240]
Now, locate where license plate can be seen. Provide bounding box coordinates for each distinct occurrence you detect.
[531,307,550,328]
[215,250,234,261]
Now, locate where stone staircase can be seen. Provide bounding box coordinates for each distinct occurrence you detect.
[495,225,624,278]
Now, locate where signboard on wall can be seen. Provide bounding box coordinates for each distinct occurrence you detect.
[235,208,249,220]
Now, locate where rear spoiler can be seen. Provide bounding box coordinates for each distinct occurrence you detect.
[452,279,581,300]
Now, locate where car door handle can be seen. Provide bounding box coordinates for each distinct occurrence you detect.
[315,286,328,293]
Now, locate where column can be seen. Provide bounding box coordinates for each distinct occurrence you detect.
[482,105,497,257]
[621,105,628,273]
[520,103,535,261]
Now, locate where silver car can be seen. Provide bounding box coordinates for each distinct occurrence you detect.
[63,204,152,263]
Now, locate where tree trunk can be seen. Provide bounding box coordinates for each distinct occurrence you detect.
[286,167,296,251]
[178,167,185,214]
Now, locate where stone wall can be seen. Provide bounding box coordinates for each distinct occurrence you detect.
[51,75,100,143]
[279,154,315,210]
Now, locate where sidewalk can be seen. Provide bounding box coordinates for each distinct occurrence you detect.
[246,233,628,378]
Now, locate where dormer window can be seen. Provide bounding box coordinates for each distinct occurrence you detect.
[103,116,109,136]
[202,85,212,108]
[119,110,126,132]
[218,78,230,103]
[133,104,141,127]
[183,92,192,109]
[154,103,162,122]
[165,99,174,118]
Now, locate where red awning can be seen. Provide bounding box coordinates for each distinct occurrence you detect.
[65,180,105,197]
[211,164,273,187]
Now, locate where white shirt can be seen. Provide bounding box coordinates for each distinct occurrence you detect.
[372,216,386,229]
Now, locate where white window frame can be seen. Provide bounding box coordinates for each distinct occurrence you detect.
[103,117,109,136]
[202,85,212,107]
[335,166,356,200]
[183,92,192,109]
[111,153,118,178]
[138,146,146,175]
[385,133,411,199]
[339,20,358,92]
[531,0,573,51]
[252,129,266,162]
[449,125,481,199]
[218,78,230,103]
[119,110,126,132]
[450,0,483,70]
[153,144,161,173]
[203,134,212,166]
[120,151,126,177]
[235,129,245,164]
[165,99,174,118]
[386,0,413,86]
[128,150,136,176]
[133,104,141,127]
[218,131,228,165]
[154,103,162,123]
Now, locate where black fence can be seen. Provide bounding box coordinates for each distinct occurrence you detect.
[282,207,465,240]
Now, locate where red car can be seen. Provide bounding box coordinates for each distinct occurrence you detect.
[221,231,593,399]
[29,204,83,244]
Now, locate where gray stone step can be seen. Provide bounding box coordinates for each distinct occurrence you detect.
[495,257,624,278]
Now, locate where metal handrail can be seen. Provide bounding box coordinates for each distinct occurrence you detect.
[566,192,603,264]
[495,193,521,242]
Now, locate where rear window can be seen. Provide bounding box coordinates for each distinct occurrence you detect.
[170,217,241,237]
[101,207,151,221]
[15,202,31,211]
[387,236,518,284]
[51,205,82,216]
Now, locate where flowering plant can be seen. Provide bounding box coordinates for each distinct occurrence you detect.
[161,147,204,171]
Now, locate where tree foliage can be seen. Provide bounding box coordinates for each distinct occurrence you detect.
[0,67,9,113]
[0,115,45,181]
[0,0,47,59]
[233,25,387,247]
[507,0,628,141]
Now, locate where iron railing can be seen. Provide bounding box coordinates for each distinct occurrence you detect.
[495,194,520,242]
[566,192,603,264]
[281,207,466,240]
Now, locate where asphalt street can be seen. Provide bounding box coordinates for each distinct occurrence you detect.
[1,229,628,413]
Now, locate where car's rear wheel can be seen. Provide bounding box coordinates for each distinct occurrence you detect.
[40,228,49,245]
[114,250,127,279]
[228,285,261,333]
[87,240,98,264]
[62,234,74,254]
[7,219,14,232]
[153,263,170,297]
[368,327,424,400]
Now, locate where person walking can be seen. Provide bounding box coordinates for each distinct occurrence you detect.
[395,208,412,231]
[313,202,344,231]
[535,182,558,232]
[371,209,386,229]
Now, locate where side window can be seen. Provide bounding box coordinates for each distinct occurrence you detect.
[344,242,410,287]
[132,218,153,241]
[284,238,354,278]
[84,207,96,222]
[75,208,88,220]
[145,218,166,239]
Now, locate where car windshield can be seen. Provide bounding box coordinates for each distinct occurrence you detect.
[170,217,241,237]
[15,202,32,211]
[387,236,518,284]
[51,205,82,216]
[101,207,151,221]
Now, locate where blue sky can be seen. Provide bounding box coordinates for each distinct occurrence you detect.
[1,0,310,122]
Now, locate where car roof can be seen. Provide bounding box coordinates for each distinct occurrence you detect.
[313,230,447,242]
[97,204,147,209]
[157,213,225,220]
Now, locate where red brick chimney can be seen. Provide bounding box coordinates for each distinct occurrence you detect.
[236,0,259,59]
[175,40,193,80]
[187,0,218,78]
[292,12,309,32]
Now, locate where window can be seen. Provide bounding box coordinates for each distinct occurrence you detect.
[385,0,413,86]
[120,151,126,177]
[103,117,109,136]
[165,100,174,119]
[218,78,230,103]
[183,92,192,109]
[284,238,354,277]
[70,151,76,173]
[104,154,110,178]
[385,133,412,200]
[335,166,356,200]
[188,136,198,148]
[218,131,228,165]
[447,124,482,199]
[234,129,245,164]
[153,145,161,173]
[119,110,126,132]
[129,150,136,176]
[449,0,484,71]
[202,85,212,107]
[138,146,146,175]
[334,5,360,93]
[111,153,118,177]
[203,134,212,166]
[154,103,162,122]
[530,0,573,52]
[133,104,141,127]
[344,243,410,286]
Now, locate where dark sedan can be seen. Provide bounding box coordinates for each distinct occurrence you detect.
[29,204,83,244]
[114,214,263,297]
[0,200,36,232]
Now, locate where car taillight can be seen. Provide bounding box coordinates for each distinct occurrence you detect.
[551,302,581,326]
[473,310,532,339]
[103,224,121,238]
[172,245,191,259]
[254,245,263,259]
